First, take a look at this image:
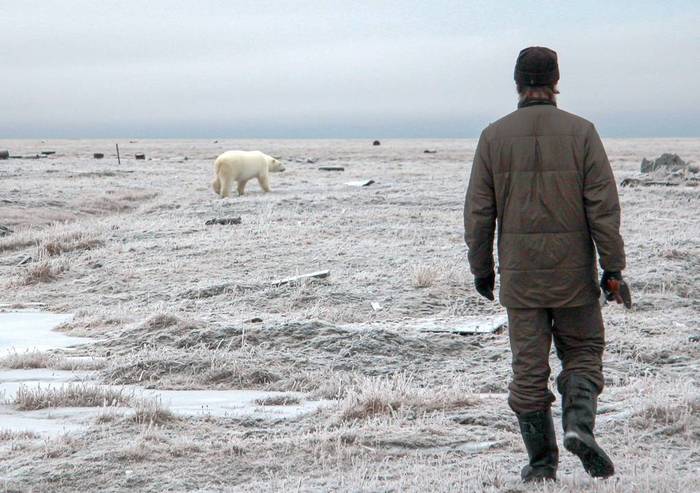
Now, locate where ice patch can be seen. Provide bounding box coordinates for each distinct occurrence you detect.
[0,312,327,437]
[0,312,88,353]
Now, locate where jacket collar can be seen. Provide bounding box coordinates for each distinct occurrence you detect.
[518,98,557,109]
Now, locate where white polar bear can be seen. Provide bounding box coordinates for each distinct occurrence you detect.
[212,151,285,198]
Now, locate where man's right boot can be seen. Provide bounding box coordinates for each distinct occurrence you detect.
[560,375,615,478]
[516,409,558,482]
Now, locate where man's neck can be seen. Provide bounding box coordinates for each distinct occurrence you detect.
[518,89,557,108]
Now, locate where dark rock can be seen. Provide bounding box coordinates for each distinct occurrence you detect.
[640,158,654,173]
[93,153,104,159]
[620,178,641,187]
[641,153,687,173]
[423,149,438,154]
[41,151,56,156]
[135,153,146,160]
[373,140,381,146]
[205,217,242,226]
[318,166,345,171]
[689,333,700,343]
[246,317,263,323]
[0,150,9,160]
[0,225,12,237]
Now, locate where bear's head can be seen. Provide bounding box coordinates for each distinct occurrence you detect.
[268,157,285,172]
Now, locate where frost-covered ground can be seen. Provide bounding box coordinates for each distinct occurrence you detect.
[0,138,698,492]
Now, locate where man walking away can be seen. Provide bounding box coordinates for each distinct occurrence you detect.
[464,47,628,482]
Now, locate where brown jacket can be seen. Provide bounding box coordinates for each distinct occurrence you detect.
[464,100,625,308]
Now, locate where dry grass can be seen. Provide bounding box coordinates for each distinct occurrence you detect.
[0,350,57,369]
[17,256,68,285]
[339,373,474,421]
[411,263,441,288]
[131,396,178,425]
[254,394,303,406]
[0,350,105,371]
[0,227,36,253]
[0,429,40,441]
[41,233,103,256]
[13,383,130,411]
[103,345,283,389]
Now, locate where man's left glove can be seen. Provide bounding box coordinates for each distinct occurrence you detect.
[474,272,495,301]
[600,270,632,309]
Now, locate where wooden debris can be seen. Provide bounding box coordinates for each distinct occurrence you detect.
[621,178,682,187]
[93,153,104,159]
[41,151,56,156]
[135,153,146,160]
[272,270,330,287]
[0,225,12,237]
[423,149,437,154]
[16,255,32,266]
[346,179,375,187]
[414,315,508,335]
[318,166,345,171]
[205,217,242,226]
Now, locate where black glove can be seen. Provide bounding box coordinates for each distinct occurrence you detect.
[474,272,495,301]
[600,270,621,295]
[600,270,632,308]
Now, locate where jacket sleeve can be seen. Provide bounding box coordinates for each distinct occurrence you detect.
[464,131,497,278]
[583,124,626,272]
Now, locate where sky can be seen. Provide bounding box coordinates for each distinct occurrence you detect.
[1,0,698,138]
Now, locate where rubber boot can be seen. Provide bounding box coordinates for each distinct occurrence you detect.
[516,409,558,482]
[560,375,615,478]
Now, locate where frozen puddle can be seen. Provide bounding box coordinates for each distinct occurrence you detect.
[0,312,85,352]
[0,312,326,437]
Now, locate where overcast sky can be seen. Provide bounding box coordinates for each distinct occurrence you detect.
[1,0,698,138]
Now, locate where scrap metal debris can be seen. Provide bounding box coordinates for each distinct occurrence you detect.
[271,270,330,287]
[346,179,375,187]
[413,315,508,335]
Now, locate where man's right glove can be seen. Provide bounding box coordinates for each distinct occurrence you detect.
[600,270,632,309]
[474,272,495,301]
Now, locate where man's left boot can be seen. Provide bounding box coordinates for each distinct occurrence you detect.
[561,375,615,478]
[516,409,559,482]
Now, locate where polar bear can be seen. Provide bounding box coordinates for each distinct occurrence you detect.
[212,151,285,198]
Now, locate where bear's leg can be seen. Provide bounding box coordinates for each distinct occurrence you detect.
[237,179,248,196]
[258,175,271,193]
[212,177,221,195]
[219,175,232,198]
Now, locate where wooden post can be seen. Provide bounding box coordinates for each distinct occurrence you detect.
[116,143,121,165]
